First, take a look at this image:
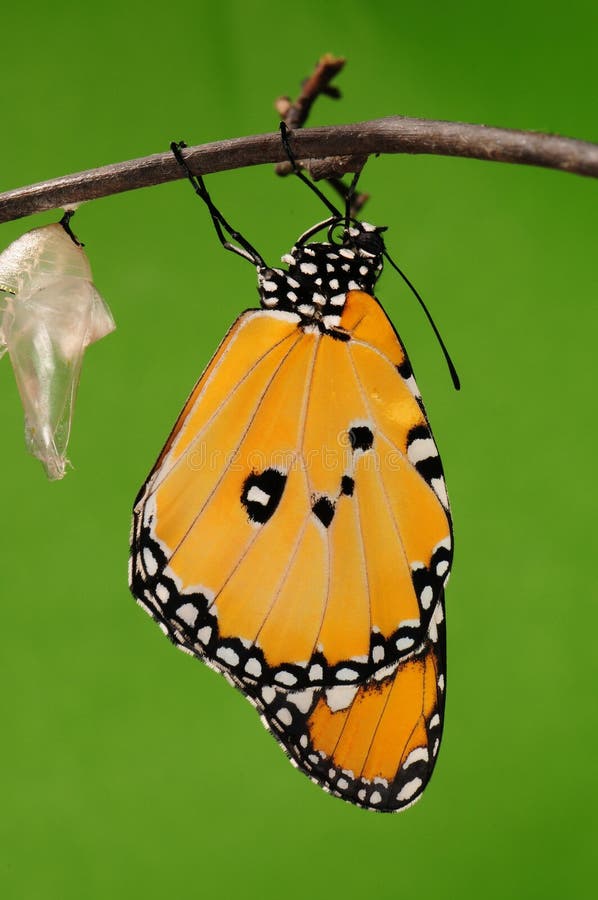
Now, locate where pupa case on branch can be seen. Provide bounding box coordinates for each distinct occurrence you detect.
[0,222,115,480]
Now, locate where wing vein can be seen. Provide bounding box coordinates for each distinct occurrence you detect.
[252,335,322,644]
[344,344,417,624]
[350,338,449,508]
[168,333,305,563]
[148,326,299,496]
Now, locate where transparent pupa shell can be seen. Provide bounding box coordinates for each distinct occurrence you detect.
[0,223,115,480]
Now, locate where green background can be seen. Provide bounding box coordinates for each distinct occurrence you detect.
[1,1,597,897]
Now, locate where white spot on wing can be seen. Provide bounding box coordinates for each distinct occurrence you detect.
[397,777,423,802]
[408,437,438,465]
[396,636,415,651]
[267,310,301,325]
[197,625,212,644]
[405,375,421,398]
[277,707,293,726]
[435,537,452,552]
[244,657,262,677]
[336,667,359,681]
[247,485,270,506]
[261,685,276,705]
[155,583,170,603]
[309,664,323,681]
[431,476,449,509]
[325,685,358,712]
[176,603,198,627]
[436,559,449,578]
[142,547,158,577]
[420,585,434,609]
[275,670,297,687]
[403,747,429,768]
[287,690,315,714]
[216,646,240,667]
[372,645,385,664]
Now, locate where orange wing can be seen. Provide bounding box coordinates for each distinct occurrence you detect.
[255,595,446,811]
[130,291,452,810]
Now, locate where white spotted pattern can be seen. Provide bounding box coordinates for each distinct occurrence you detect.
[176,603,198,627]
[142,547,158,577]
[216,646,240,667]
[397,777,423,802]
[276,708,293,726]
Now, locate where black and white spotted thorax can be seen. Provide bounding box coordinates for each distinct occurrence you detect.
[257,221,385,333]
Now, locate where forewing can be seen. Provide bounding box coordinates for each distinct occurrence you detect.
[131,293,452,688]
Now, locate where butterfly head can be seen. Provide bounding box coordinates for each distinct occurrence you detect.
[257,220,386,332]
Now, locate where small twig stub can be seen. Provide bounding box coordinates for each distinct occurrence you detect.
[274,55,369,215]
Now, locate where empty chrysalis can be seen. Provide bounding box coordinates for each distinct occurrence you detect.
[0,219,115,480]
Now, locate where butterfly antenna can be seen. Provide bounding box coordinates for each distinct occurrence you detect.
[280,123,342,219]
[171,141,265,267]
[384,249,461,391]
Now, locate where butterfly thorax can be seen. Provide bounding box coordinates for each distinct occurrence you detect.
[257,221,385,333]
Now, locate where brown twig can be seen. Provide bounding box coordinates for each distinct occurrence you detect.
[274,53,346,130]
[0,117,597,225]
[274,54,369,214]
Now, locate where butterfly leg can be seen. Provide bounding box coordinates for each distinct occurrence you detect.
[279,122,341,218]
[58,209,83,247]
[171,140,265,267]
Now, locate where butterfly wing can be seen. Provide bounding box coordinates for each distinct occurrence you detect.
[254,594,446,811]
[130,290,452,809]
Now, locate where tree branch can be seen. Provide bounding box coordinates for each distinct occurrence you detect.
[1,116,596,224]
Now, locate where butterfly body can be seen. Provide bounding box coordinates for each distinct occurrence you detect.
[130,219,452,811]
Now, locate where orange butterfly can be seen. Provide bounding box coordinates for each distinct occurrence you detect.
[129,137,454,812]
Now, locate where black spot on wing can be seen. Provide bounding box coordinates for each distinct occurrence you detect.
[326,326,351,342]
[348,425,374,452]
[340,475,354,496]
[397,359,413,380]
[241,469,287,524]
[312,495,335,528]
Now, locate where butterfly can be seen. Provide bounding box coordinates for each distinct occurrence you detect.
[129,135,455,812]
